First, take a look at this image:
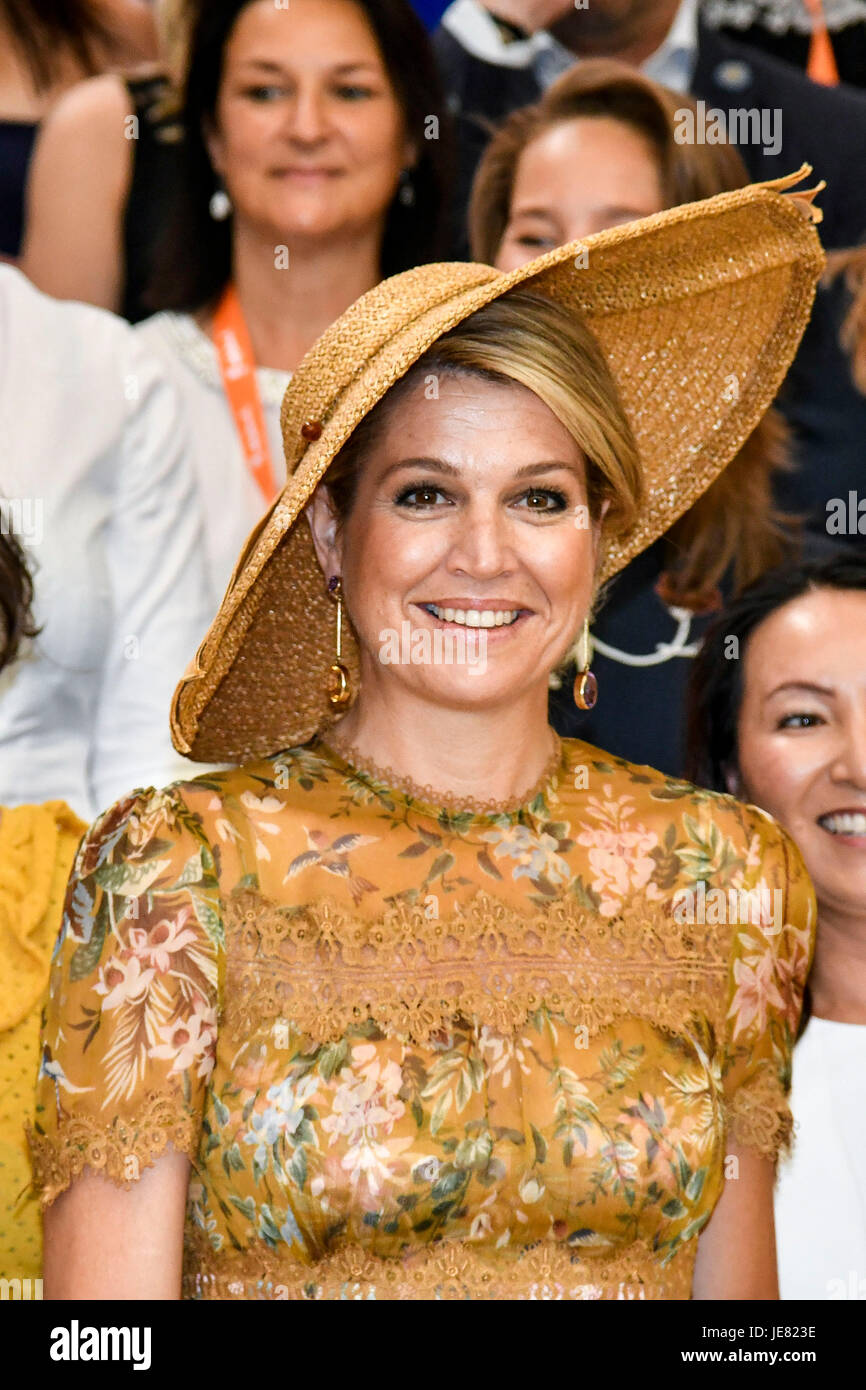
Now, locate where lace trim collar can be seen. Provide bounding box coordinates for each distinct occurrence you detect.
[314,730,565,816]
[148,311,292,407]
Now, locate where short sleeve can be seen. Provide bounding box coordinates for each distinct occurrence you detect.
[721,812,816,1162]
[27,784,223,1205]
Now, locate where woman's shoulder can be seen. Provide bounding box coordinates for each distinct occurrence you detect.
[558,735,794,857]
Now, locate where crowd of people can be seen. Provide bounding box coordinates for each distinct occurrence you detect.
[0,0,864,1304]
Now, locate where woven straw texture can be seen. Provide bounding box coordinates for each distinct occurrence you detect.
[171,171,824,763]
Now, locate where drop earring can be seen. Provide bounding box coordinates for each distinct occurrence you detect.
[326,576,353,708]
[398,168,415,206]
[573,617,598,710]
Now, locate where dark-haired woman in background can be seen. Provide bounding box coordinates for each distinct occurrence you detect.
[134,0,452,608]
[468,59,798,776]
[0,0,156,261]
[0,531,87,1281]
[687,554,866,1299]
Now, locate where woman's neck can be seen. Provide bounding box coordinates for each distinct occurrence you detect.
[809,904,866,1025]
[326,680,557,807]
[220,221,382,374]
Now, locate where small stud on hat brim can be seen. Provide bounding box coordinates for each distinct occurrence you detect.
[171,166,825,764]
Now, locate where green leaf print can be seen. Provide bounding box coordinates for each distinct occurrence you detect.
[68,903,108,982]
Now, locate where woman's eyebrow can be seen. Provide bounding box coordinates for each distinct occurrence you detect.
[379,458,582,483]
[234,58,382,75]
[764,680,836,700]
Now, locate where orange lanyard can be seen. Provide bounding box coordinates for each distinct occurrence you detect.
[211,284,279,505]
[803,0,840,85]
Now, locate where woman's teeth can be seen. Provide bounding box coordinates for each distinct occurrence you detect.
[819,812,866,835]
[425,604,520,628]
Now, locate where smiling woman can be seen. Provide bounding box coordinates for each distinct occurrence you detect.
[687,553,866,1299]
[131,0,452,609]
[32,179,824,1301]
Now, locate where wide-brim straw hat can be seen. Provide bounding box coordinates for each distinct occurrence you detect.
[171,167,824,764]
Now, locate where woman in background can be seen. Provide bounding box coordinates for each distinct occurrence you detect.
[687,553,866,1299]
[0,0,156,261]
[0,264,213,821]
[135,0,451,608]
[21,0,190,320]
[469,59,800,776]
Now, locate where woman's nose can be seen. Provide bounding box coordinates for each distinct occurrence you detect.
[830,707,866,789]
[284,84,329,144]
[445,504,513,578]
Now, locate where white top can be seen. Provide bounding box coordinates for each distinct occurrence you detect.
[440,0,699,92]
[135,311,291,612]
[775,1016,866,1299]
[0,267,215,822]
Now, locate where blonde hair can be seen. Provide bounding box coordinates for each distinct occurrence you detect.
[324,288,643,548]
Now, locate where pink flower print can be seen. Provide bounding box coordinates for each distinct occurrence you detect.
[94,955,156,1011]
[727,951,787,1040]
[149,992,217,1079]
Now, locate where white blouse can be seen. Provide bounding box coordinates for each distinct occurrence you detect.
[134,311,291,612]
[775,1016,866,1299]
[0,268,215,822]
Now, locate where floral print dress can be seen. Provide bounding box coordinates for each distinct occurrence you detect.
[28,735,814,1300]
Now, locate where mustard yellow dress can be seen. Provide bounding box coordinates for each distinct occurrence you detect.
[28,736,814,1299]
[0,801,86,1280]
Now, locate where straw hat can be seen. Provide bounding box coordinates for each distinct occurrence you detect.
[171,167,824,764]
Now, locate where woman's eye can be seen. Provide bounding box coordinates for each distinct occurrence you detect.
[515,488,568,512]
[516,234,555,249]
[777,712,824,730]
[333,84,375,101]
[244,85,287,102]
[394,484,449,509]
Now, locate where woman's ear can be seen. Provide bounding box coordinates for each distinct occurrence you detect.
[305,486,343,579]
[203,115,226,179]
[722,762,741,797]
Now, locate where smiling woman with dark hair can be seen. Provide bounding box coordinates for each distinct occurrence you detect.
[686,552,866,1298]
[130,0,453,610]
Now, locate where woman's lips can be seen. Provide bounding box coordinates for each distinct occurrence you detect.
[817,809,866,848]
[412,601,533,638]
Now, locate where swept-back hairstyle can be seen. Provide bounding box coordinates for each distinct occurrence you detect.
[147,0,452,313]
[685,553,866,794]
[324,287,643,551]
[470,59,797,603]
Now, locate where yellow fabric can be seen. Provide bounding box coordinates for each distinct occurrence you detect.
[0,801,86,1280]
[28,740,815,1299]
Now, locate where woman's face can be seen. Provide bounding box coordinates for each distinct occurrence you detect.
[495,115,665,270]
[735,587,866,921]
[307,374,603,714]
[206,0,411,245]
